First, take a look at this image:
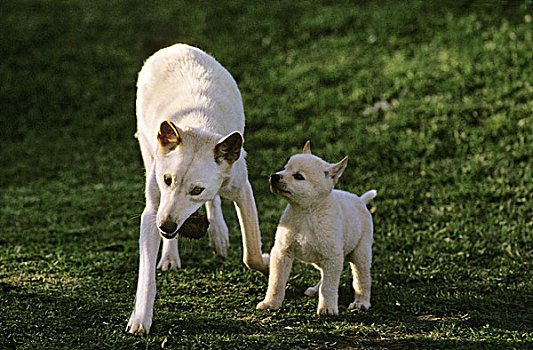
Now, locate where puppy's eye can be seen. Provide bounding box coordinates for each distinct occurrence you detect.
[293,173,305,181]
[163,174,172,186]
[190,186,205,196]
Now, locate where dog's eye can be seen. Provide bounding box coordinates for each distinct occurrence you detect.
[190,186,205,196]
[293,173,305,181]
[163,174,172,186]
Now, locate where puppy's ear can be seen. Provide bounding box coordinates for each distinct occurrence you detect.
[158,120,182,152]
[325,156,348,184]
[302,140,312,154]
[214,131,243,165]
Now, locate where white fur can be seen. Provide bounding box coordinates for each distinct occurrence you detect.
[127,44,269,335]
[257,143,376,315]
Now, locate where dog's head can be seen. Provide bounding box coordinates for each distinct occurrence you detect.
[154,120,242,239]
[270,141,348,206]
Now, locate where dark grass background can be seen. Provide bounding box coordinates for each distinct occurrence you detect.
[1,0,532,349]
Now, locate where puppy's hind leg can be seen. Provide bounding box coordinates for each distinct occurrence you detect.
[305,264,322,297]
[305,279,321,297]
[206,196,229,259]
[347,242,372,310]
[157,238,181,271]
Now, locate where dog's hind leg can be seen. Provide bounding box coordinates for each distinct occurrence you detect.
[347,242,372,310]
[206,196,229,259]
[157,238,181,271]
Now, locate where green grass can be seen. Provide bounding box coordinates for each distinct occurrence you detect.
[1,0,532,348]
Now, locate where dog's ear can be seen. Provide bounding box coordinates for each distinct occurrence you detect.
[302,140,312,154]
[214,131,243,165]
[325,156,348,184]
[158,120,182,152]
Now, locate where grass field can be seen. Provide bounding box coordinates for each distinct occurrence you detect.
[1,0,532,348]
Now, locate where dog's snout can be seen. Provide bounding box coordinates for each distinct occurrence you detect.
[159,221,178,234]
[270,174,281,184]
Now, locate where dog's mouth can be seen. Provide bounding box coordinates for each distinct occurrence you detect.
[159,209,209,240]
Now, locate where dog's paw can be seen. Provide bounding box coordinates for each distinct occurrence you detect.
[208,222,229,259]
[157,254,181,271]
[256,299,281,310]
[348,300,371,310]
[317,305,338,315]
[126,314,152,335]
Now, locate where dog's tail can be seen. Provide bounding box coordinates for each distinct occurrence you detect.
[360,190,377,205]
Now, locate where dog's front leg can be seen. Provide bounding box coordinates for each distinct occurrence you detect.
[317,256,343,315]
[257,244,293,310]
[127,208,161,335]
[232,179,269,275]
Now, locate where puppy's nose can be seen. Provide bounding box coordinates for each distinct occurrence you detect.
[270,174,281,184]
[159,221,178,234]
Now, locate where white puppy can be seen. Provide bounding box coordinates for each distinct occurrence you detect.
[257,141,376,315]
[127,44,269,335]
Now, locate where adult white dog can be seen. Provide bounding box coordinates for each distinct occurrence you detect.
[127,44,269,335]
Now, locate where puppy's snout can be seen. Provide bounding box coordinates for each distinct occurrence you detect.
[270,174,281,184]
[159,221,178,234]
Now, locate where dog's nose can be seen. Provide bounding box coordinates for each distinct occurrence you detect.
[270,174,281,184]
[159,221,178,234]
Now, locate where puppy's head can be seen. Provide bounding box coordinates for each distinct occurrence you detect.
[270,141,348,205]
[154,120,242,239]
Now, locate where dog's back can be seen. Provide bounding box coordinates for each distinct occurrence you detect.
[136,44,245,157]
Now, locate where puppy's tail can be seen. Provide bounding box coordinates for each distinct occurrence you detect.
[360,190,377,205]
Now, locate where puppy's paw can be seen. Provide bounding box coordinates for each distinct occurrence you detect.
[256,299,281,310]
[317,305,338,315]
[304,281,321,297]
[157,254,181,271]
[126,313,152,335]
[348,300,371,310]
[304,286,319,297]
[208,221,229,259]
[262,253,270,267]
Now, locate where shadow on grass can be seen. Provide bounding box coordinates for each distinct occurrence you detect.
[0,281,139,349]
[1,277,530,349]
[154,313,528,349]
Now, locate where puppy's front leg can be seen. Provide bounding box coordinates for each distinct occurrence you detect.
[317,256,343,315]
[233,179,269,275]
[257,244,293,310]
